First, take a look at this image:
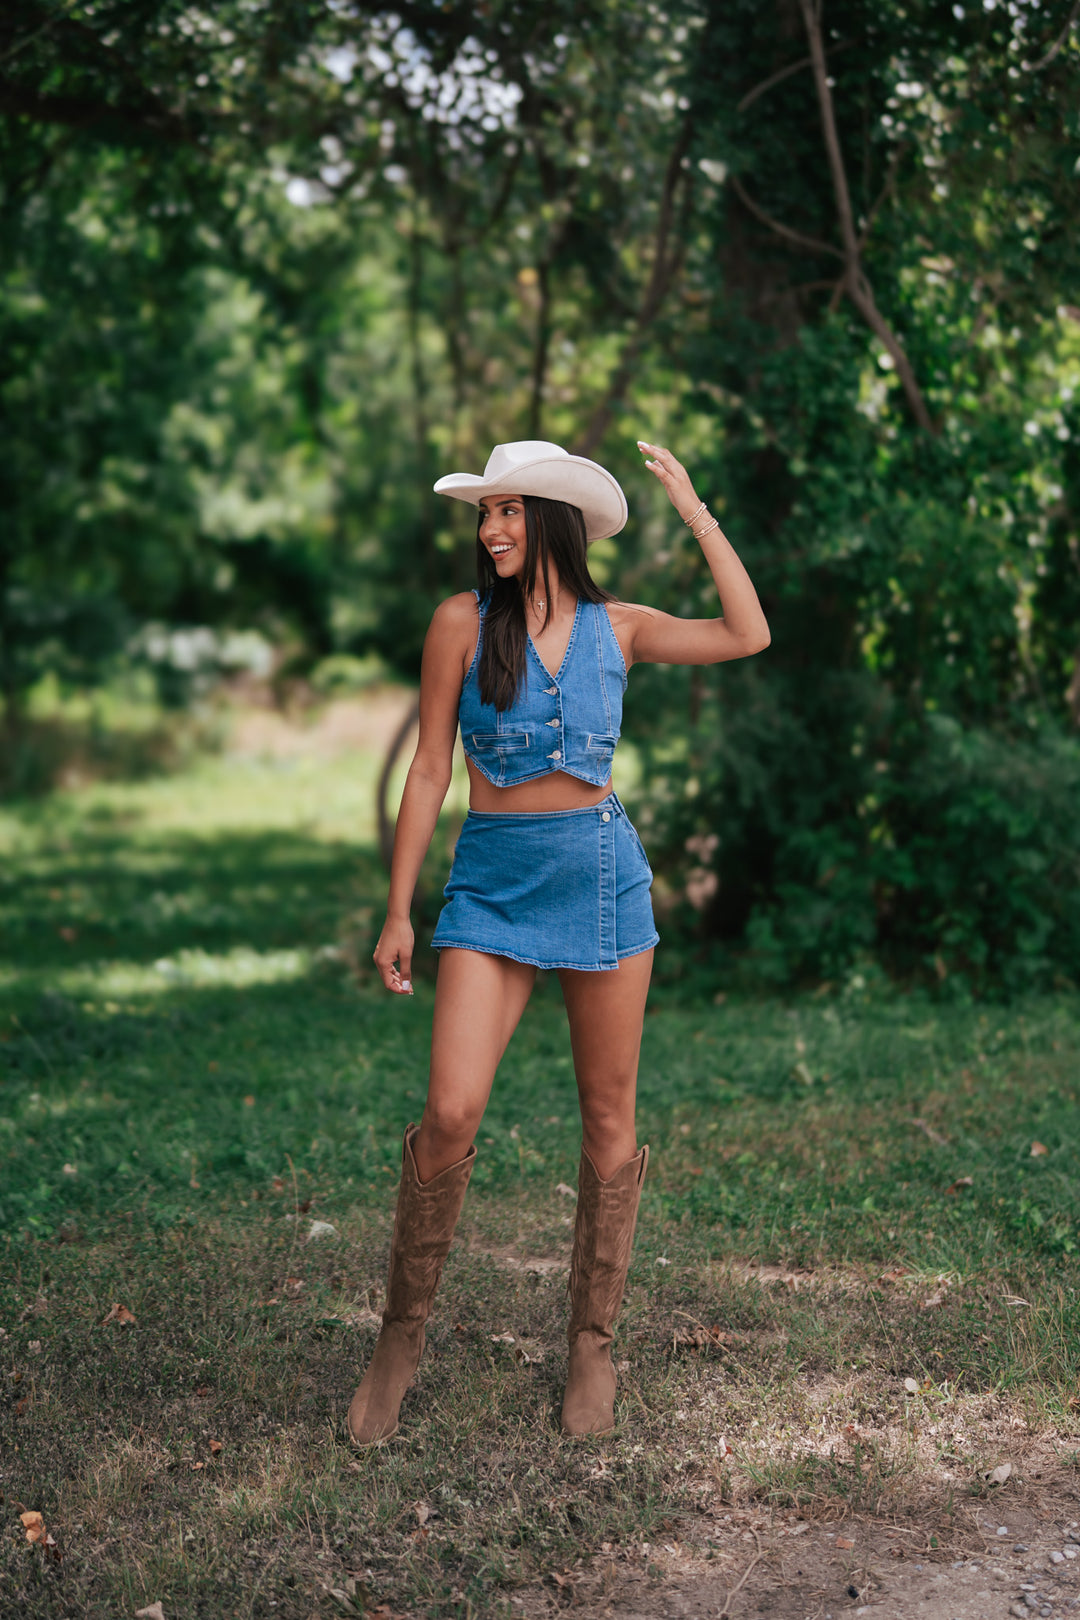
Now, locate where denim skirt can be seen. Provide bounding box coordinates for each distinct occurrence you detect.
[431,792,658,972]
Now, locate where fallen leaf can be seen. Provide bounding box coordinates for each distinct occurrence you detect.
[944,1176,974,1195]
[284,1276,305,1298]
[490,1332,516,1345]
[101,1302,136,1326]
[904,1377,920,1394]
[209,1440,223,1454]
[836,1536,855,1550]
[306,1220,337,1242]
[135,1605,166,1620]
[20,1511,60,1560]
[194,1385,211,1398]
[792,1060,814,1086]
[986,1461,1012,1486]
[271,1176,285,1193]
[415,1502,431,1525]
[672,1325,733,1353]
[921,1291,945,1309]
[1030,1141,1048,1157]
[191,1461,204,1471]
[513,1341,545,1365]
[879,1267,908,1284]
[555,1182,576,1198]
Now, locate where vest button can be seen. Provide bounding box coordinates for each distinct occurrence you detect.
[601,811,611,822]
[545,687,558,696]
[547,718,560,727]
[550,749,562,761]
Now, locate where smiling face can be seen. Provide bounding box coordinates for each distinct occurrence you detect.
[477,494,528,580]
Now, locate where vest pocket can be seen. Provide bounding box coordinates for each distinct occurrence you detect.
[469,731,530,752]
[586,733,618,756]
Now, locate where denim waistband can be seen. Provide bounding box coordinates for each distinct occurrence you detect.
[462,790,622,825]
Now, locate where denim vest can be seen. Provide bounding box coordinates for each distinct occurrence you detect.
[459,592,626,787]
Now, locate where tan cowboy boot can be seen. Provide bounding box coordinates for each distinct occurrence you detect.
[561,1143,649,1437]
[347,1124,475,1446]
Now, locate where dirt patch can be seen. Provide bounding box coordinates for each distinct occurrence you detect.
[513,1476,1080,1618]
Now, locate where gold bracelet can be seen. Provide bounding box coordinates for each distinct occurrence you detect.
[692,516,721,541]
[682,500,707,529]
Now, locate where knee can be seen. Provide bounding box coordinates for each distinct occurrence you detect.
[578,1085,633,1146]
[421,1096,481,1147]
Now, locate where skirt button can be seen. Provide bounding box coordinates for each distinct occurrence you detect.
[601,811,611,822]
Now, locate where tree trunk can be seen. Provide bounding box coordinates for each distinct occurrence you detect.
[376,698,420,870]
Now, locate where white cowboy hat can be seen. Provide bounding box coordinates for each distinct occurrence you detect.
[433,440,627,542]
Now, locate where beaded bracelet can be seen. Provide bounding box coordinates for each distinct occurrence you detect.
[692,516,721,541]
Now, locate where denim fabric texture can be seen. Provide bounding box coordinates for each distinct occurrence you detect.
[458,591,627,788]
[431,793,658,972]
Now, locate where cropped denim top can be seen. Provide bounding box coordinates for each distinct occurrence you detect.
[459,591,627,787]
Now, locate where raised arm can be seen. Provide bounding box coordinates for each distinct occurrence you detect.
[372,593,474,995]
[618,441,770,667]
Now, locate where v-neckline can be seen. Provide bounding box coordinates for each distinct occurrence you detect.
[527,596,581,683]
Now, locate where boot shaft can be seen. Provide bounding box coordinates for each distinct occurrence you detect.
[567,1145,648,1345]
[384,1125,476,1327]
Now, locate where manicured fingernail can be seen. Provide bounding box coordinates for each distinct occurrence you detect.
[401,980,411,992]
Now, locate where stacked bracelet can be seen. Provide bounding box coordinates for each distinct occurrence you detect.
[682,500,720,542]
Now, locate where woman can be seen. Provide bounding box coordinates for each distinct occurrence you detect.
[349,438,769,1445]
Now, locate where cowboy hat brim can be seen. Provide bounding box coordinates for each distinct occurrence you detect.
[434,451,627,543]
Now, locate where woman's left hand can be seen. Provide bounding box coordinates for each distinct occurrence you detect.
[638,441,700,525]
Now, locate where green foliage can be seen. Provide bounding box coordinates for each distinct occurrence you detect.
[3,0,1080,986]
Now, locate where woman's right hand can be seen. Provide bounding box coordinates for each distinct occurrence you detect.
[373,915,415,995]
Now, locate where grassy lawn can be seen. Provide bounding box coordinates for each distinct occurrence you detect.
[2,701,1079,1618]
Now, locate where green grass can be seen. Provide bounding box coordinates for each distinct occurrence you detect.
[2,708,1079,1617]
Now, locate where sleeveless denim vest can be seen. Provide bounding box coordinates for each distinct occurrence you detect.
[459,591,627,788]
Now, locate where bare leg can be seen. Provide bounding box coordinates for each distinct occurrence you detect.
[413,947,537,1182]
[558,948,653,1178]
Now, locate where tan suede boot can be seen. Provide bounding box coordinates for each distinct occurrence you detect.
[560,1143,649,1437]
[347,1124,475,1446]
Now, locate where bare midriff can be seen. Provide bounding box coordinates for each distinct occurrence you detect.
[466,759,614,814]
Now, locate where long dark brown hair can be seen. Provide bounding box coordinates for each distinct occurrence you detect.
[477,494,612,712]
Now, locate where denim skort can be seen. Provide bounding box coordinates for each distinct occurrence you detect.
[431,792,658,972]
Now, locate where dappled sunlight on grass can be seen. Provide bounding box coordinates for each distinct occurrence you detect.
[1,710,1079,1617]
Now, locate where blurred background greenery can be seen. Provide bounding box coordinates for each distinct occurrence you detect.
[2,0,1079,994]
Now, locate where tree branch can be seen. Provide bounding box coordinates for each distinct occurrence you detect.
[573,118,693,456]
[737,39,854,113]
[796,0,936,432]
[1021,0,1080,71]
[729,174,843,260]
